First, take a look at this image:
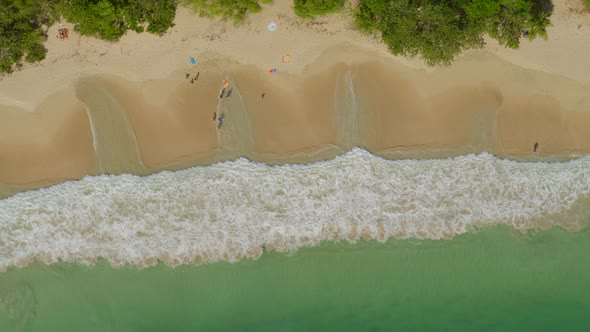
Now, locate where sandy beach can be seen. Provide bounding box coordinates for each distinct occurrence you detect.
[1,0,590,197]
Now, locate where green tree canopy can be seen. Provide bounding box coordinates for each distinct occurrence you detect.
[355,0,484,65]
[354,0,551,66]
[1,0,178,73]
[61,0,177,41]
[0,0,557,74]
[293,0,346,18]
[0,0,59,73]
[181,0,272,23]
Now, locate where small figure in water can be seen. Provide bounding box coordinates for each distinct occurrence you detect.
[217,115,223,129]
[533,142,539,153]
[219,88,225,99]
[185,73,189,79]
[260,93,266,101]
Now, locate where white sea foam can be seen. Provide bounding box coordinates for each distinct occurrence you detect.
[1,149,589,270]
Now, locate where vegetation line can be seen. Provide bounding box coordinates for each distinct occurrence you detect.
[0,0,558,74]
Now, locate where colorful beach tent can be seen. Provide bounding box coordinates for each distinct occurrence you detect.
[282,55,291,64]
[190,57,196,65]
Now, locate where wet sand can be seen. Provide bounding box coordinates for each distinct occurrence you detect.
[1,45,590,198]
[230,64,341,156]
[0,88,96,187]
[94,72,220,169]
[0,0,589,197]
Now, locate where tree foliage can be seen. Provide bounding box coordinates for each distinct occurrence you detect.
[181,0,272,23]
[0,0,60,73]
[354,0,552,66]
[293,0,345,18]
[0,0,557,74]
[1,0,178,73]
[61,0,177,41]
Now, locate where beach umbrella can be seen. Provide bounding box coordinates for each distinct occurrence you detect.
[267,22,277,31]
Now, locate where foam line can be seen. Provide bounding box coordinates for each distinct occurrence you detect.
[0,149,589,270]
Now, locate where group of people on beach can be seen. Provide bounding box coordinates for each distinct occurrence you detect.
[211,80,232,129]
[186,72,200,84]
[57,28,69,39]
[211,112,223,128]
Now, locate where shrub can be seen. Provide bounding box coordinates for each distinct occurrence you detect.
[293,0,346,18]
[182,0,273,23]
[60,0,178,41]
[0,0,58,73]
[354,0,551,66]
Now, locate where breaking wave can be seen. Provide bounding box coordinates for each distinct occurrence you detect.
[1,149,589,270]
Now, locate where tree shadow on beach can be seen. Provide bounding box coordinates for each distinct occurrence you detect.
[532,0,553,15]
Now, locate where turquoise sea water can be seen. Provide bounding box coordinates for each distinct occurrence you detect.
[1,226,589,332]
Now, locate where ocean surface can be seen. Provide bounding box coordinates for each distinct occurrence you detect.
[0,227,589,331]
[1,149,590,330]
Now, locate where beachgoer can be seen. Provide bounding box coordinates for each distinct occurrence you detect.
[196,72,200,80]
[533,142,539,153]
[211,112,217,122]
[260,93,266,101]
[186,73,189,79]
[219,88,225,99]
[191,79,194,84]
[217,116,223,129]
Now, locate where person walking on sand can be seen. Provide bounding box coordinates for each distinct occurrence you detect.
[260,93,266,101]
[532,142,539,153]
[186,73,189,79]
[195,72,200,81]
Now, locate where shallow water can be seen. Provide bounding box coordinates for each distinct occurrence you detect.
[0,226,589,331]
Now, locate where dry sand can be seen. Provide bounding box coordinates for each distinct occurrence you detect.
[1,0,589,196]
